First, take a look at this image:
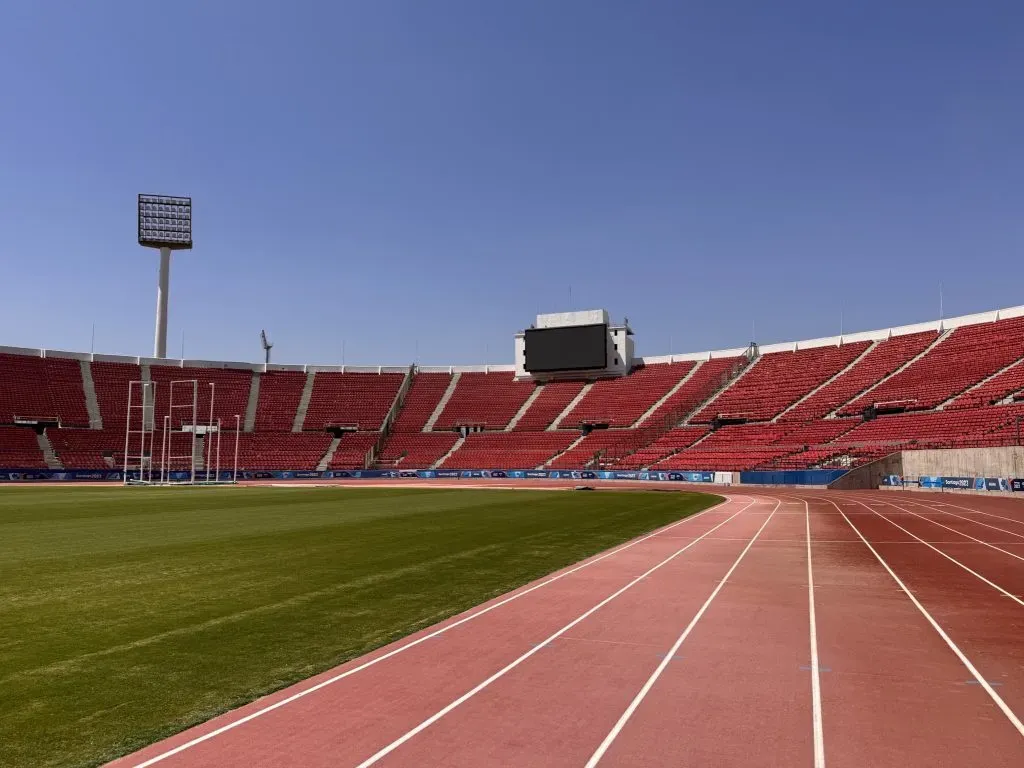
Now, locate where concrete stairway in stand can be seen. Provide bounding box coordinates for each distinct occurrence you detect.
[243,372,261,432]
[541,432,586,468]
[38,431,63,469]
[432,436,465,468]
[773,341,878,422]
[634,363,701,427]
[292,372,316,432]
[550,383,594,430]
[506,385,543,431]
[317,437,342,471]
[825,329,952,418]
[424,373,461,432]
[80,361,103,429]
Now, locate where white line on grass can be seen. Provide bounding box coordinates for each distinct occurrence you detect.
[351,499,762,768]
[584,499,780,767]
[827,498,1024,738]
[128,495,752,767]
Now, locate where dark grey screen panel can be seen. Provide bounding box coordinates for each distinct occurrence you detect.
[524,324,607,373]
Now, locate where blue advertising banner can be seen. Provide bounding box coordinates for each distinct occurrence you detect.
[0,465,812,486]
[915,476,1011,492]
[880,475,903,487]
[740,470,847,486]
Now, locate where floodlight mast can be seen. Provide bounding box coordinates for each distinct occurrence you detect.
[260,330,273,368]
[138,194,192,359]
[154,248,171,358]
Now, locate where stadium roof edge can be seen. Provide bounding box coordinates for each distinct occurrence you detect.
[4,303,1023,371]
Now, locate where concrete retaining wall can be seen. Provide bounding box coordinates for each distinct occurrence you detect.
[902,447,1024,478]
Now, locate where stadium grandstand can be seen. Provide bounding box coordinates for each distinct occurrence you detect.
[2,304,1023,477]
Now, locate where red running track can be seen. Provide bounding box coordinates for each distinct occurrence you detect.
[107,489,1024,768]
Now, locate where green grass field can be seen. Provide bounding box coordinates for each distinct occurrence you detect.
[0,484,719,767]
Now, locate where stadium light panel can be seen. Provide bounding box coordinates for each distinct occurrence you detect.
[138,194,192,250]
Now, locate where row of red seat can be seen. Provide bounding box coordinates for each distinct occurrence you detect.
[780,331,936,421]
[561,362,693,427]
[0,354,90,426]
[842,317,1024,414]
[442,431,577,470]
[0,426,46,468]
[694,342,870,422]
[377,432,459,468]
[434,372,535,430]
[512,380,585,431]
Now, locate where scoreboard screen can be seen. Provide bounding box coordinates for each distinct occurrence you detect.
[524,324,607,373]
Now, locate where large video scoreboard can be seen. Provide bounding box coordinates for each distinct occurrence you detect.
[524,323,608,373]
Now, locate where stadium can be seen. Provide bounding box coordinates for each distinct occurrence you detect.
[3,296,1024,767]
[4,4,1024,768]
[2,304,1024,483]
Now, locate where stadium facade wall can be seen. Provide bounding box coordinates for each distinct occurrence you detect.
[5,303,1023,375]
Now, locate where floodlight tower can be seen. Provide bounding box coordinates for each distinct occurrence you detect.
[260,329,274,367]
[138,194,193,359]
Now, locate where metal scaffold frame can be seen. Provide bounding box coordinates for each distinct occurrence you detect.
[125,378,239,486]
[123,380,157,484]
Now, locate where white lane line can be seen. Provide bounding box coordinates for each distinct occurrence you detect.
[352,500,763,768]
[866,495,1024,541]
[127,496,750,768]
[827,497,1024,739]
[870,500,1024,560]
[804,498,826,768]
[848,500,1024,607]
[867,494,1024,529]
[584,500,780,768]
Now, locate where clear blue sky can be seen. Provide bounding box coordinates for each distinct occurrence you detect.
[1,1,1021,366]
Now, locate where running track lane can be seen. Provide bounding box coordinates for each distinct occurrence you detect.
[582,496,817,767]
[822,494,1024,723]
[356,505,777,766]
[107,495,755,767]
[791,492,1024,768]
[862,495,1024,590]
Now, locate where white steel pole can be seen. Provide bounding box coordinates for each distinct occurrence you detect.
[161,415,169,484]
[216,418,222,482]
[207,383,215,482]
[190,380,197,484]
[145,382,154,483]
[138,384,148,483]
[154,247,171,359]
[233,414,240,484]
[123,383,133,485]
